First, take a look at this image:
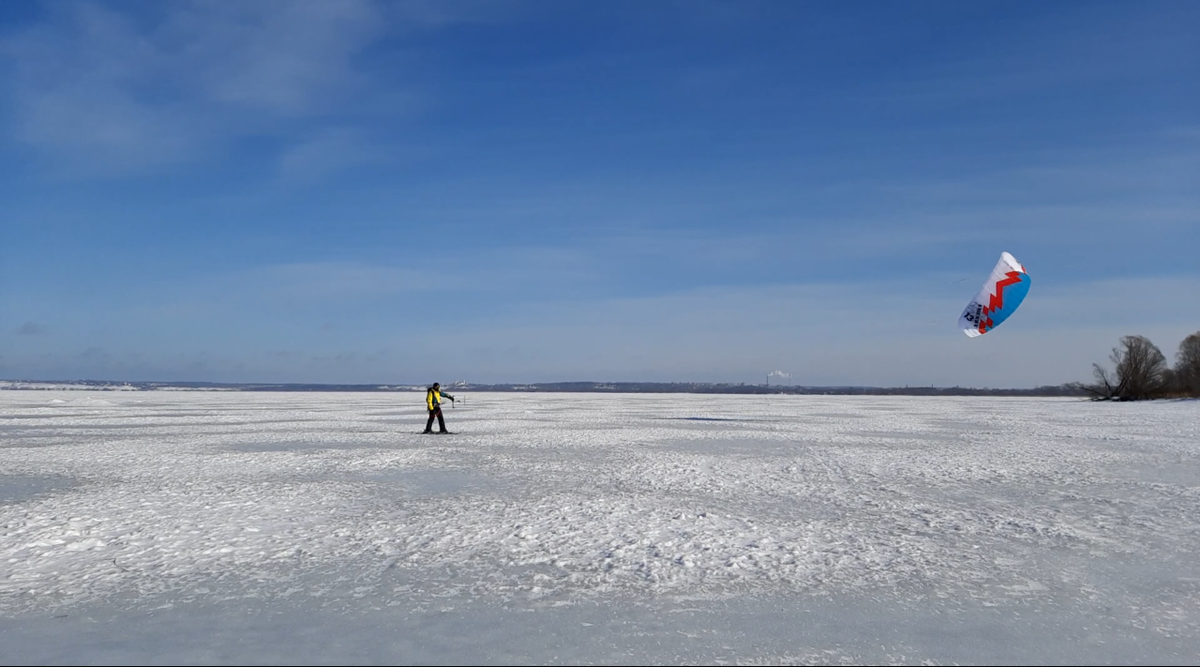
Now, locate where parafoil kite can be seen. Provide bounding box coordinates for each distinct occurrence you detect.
[959,252,1031,338]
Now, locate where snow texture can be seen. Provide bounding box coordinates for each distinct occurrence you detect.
[2,391,1199,665]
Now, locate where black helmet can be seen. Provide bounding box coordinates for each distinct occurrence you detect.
[432,382,440,388]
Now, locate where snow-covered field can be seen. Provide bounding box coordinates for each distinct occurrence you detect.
[2,391,1198,665]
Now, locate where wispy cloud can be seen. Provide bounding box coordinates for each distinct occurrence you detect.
[1,1,392,176]
[276,127,387,183]
[388,274,1200,386]
[1018,276,1200,330]
[380,0,521,27]
[241,261,468,299]
[187,1,386,115]
[16,322,49,336]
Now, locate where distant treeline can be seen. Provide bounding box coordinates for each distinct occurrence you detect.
[440,381,1089,397]
[1072,331,1200,401]
[10,331,1199,400]
[2,379,1089,397]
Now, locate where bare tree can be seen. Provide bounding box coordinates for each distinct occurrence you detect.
[1113,335,1169,400]
[1082,335,1169,400]
[1177,331,1200,397]
[1077,362,1119,400]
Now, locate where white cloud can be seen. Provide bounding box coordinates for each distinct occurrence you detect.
[246,261,468,299]
[16,322,49,336]
[276,128,386,183]
[182,1,385,115]
[388,275,1200,386]
[1,1,393,175]
[7,271,1195,386]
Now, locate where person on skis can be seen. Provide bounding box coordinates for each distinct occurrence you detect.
[423,382,455,434]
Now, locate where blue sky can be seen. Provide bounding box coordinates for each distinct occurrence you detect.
[2,0,1198,387]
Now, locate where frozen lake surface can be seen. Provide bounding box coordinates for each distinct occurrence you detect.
[2,391,1199,665]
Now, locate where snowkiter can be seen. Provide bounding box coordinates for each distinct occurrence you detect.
[423,382,455,434]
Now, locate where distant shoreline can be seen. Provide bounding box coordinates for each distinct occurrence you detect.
[0,379,1088,397]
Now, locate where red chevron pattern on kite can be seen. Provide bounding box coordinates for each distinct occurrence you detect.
[981,271,1025,315]
[978,271,1026,333]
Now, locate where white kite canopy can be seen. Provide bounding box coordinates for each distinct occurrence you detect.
[959,252,1031,338]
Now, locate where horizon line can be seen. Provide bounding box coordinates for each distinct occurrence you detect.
[0,378,1084,394]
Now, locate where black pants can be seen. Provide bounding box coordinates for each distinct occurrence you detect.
[424,407,447,433]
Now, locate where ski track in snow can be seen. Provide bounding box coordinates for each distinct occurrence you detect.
[2,391,1199,664]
